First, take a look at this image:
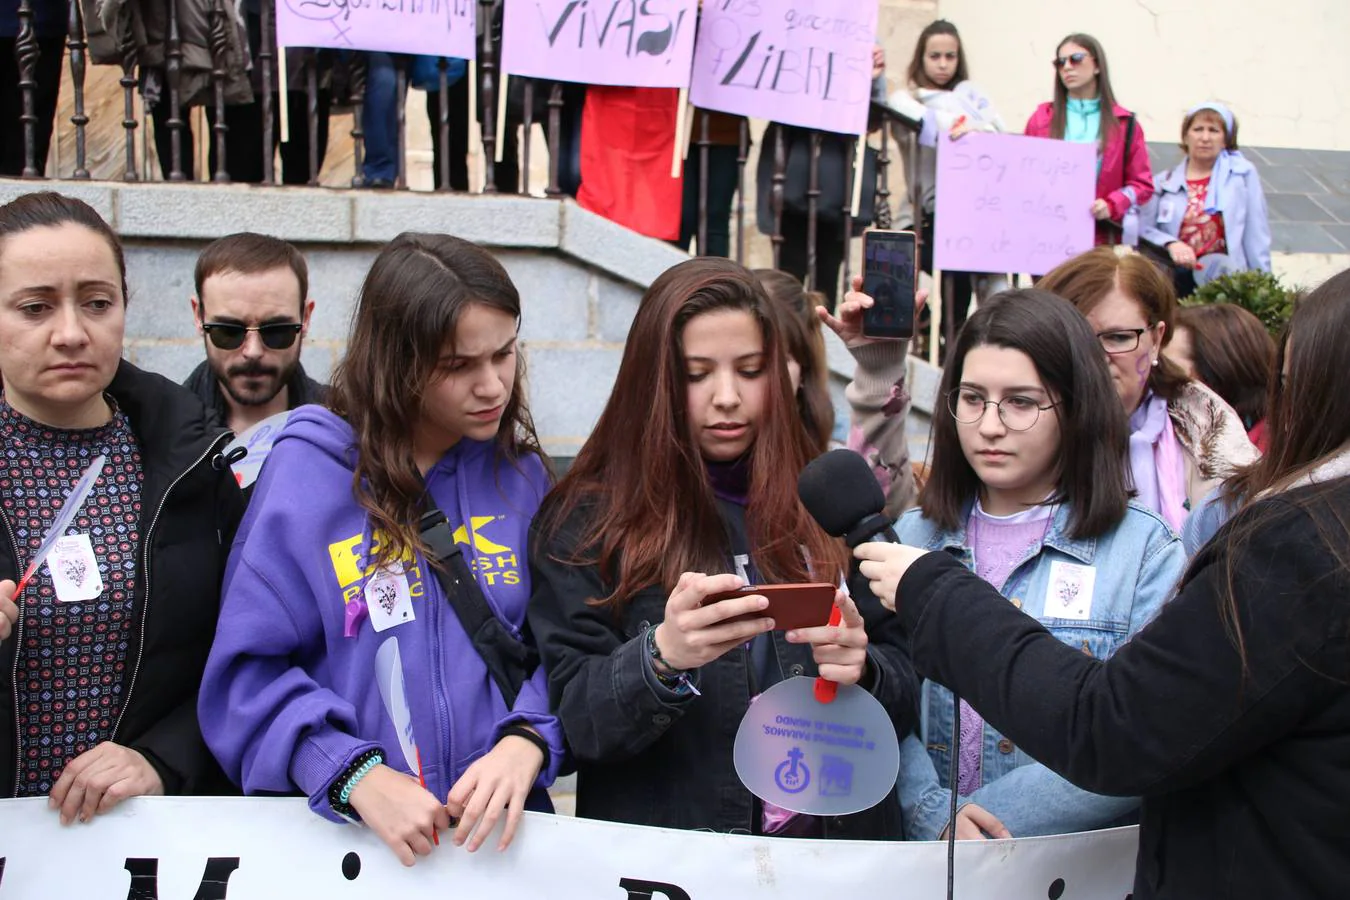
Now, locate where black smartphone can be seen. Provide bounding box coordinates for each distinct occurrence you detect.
[861,229,917,340]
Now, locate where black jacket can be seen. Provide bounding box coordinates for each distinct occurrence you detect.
[182,360,328,431]
[897,480,1350,899]
[0,361,246,796]
[528,501,917,838]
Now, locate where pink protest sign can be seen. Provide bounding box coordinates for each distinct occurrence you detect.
[502,0,698,88]
[934,132,1097,276]
[276,0,476,57]
[689,0,878,136]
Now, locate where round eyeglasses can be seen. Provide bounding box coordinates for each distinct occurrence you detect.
[947,388,1060,432]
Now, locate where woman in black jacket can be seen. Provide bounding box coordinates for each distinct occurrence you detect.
[856,267,1350,898]
[528,258,915,838]
[0,192,244,822]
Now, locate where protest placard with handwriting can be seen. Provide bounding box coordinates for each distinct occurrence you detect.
[934,132,1097,276]
[276,0,476,57]
[690,0,878,135]
[502,0,698,88]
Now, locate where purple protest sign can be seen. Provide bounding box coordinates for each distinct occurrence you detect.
[276,0,476,57]
[502,0,698,88]
[934,132,1097,276]
[689,0,878,136]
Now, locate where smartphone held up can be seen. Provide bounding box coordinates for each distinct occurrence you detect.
[861,229,917,341]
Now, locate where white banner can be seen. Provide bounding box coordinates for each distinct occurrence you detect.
[0,797,1138,898]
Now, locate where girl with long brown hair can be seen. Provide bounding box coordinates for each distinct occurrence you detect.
[857,266,1350,897]
[528,257,915,838]
[200,233,563,865]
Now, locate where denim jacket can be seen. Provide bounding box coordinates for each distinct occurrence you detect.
[1139,156,1272,273]
[894,500,1186,839]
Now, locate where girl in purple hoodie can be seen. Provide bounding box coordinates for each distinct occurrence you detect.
[199,233,562,866]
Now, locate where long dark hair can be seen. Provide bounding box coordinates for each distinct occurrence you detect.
[1177,304,1274,429]
[1049,33,1121,147]
[907,20,969,90]
[0,191,128,303]
[922,289,1130,539]
[537,257,848,610]
[1039,246,1190,402]
[1212,269,1350,667]
[754,268,834,454]
[328,232,543,570]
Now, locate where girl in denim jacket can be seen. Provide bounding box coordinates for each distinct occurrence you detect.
[892,289,1186,840]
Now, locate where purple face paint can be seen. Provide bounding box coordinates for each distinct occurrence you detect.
[1133,349,1152,386]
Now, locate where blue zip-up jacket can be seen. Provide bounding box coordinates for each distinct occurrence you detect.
[199,405,562,822]
[1140,155,1272,273]
[894,501,1185,839]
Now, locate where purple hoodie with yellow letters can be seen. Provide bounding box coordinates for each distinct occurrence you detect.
[199,404,561,822]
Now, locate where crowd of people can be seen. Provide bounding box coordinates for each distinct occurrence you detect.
[1,177,1346,897]
[2,6,1275,310]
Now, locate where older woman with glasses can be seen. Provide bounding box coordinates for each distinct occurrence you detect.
[1040,247,1258,532]
[1025,33,1153,246]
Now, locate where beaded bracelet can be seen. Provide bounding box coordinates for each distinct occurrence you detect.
[328,748,385,819]
[645,626,700,697]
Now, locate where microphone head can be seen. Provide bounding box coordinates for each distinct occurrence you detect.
[798,449,887,538]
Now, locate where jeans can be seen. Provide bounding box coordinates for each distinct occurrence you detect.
[362,52,402,184]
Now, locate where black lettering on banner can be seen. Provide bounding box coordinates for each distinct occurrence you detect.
[123,857,240,900]
[538,1,689,60]
[620,877,694,900]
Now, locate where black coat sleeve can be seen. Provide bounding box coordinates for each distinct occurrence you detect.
[527,519,698,764]
[897,498,1350,797]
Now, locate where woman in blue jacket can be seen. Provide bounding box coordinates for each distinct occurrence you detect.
[888,288,1186,841]
[1140,103,1271,297]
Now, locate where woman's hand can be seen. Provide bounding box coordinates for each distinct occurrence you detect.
[818,275,929,349]
[949,116,973,141]
[871,44,885,79]
[446,730,546,853]
[786,591,868,685]
[653,572,773,672]
[347,764,452,866]
[940,803,1012,841]
[1090,198,1112,221]
[854,543,932,612]
[1167,241,1198,269]
[49,742,164,825]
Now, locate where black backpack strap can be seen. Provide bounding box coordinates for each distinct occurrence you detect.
[419,506,539,709]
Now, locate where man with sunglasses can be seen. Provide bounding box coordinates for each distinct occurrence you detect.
[184,233,326,436]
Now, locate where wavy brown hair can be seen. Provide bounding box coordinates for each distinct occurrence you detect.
[537,258,848,610]
[754,268,834,454]
[1039,246,1190,402]
[328,232,544,571]
[1049,33,1121,147]
[1177,303,1273,429]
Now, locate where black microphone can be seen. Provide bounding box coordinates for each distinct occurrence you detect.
[797,449,899,547]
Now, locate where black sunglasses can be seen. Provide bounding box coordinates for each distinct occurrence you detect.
[202,321,303,351]
[1053,51,1090,69]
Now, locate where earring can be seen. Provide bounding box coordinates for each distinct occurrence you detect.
[1152,357,1160,367]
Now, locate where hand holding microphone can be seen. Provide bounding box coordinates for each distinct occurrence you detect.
[797,449,935,615]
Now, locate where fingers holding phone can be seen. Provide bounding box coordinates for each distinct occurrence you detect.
[655,573,773,671]
[786,590,869,685]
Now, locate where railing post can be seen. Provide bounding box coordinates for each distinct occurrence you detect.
[695,111,710,255]
[16,0,41,177]
[521,79,534,195]
[165,0,188,181]
[208,0,230,182]
[349,54,367,188]
[805,132,822,292]
[734,118,748,264]
[841,137,856,292]
[544,83,563,197]
[436,57,451,191]
[478,0,498,193]
[770,125,786,269]
[67,0,90,178]
[259,0,275,183]
[306,52,320,185]
[394,56,407,189]
[117,14,139,180]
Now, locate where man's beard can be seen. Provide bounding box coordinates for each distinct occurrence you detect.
[219,357,299,407]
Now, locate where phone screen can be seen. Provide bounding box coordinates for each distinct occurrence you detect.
[861,230,917,340]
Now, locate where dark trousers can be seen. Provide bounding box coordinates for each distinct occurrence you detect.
[778,211,846,307]
[920,215,974,348]
[677,144,739,258]
[0,35,65,176]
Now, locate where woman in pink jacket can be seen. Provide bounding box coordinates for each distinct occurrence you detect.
[1025,33,1153,246]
